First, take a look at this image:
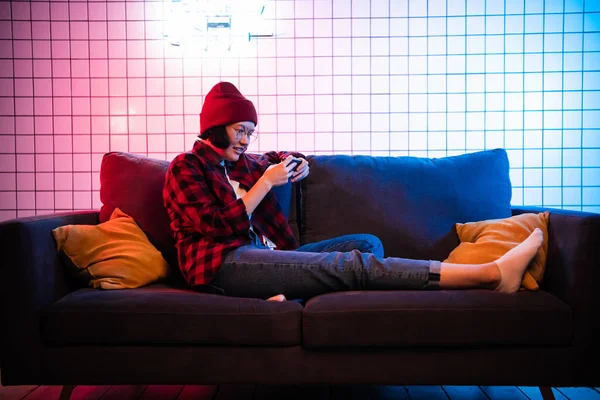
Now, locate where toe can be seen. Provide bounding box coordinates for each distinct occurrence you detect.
[267,294,286,302]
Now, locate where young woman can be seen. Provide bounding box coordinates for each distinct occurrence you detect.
[163,82,543,301]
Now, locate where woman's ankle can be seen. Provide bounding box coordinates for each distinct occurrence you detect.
[479,262,502,289]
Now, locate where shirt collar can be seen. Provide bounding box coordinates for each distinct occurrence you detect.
[193,140,223,167]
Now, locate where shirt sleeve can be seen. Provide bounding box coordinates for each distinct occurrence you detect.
[262,151,306,166]
[164,156,251,239]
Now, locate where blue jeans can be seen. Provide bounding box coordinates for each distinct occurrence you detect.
[211,233,442,300]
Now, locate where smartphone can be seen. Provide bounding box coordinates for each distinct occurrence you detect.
[288,159,302,172]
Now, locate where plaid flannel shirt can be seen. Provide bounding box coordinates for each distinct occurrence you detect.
[163,140,301,288]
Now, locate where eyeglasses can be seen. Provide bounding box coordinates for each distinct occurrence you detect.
[230,126,258,143]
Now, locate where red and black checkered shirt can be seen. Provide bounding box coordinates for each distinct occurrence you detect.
[163,140,301,288]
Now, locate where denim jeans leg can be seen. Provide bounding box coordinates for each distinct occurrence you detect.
[211,246,439,300]
[296,234,384,258]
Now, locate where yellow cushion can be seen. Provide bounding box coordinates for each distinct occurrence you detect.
[443,212,550,291]
[52,208,170,289]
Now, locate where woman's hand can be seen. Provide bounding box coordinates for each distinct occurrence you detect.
[262,156,298,188]
[290,157,309,183]
[245,156,309,216]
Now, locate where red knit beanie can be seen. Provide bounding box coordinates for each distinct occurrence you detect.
[200,82,257,134]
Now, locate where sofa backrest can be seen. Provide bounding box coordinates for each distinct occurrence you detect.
[100,149,512,266]
[100,152,176,266]
[301,149,513,261]
[99,152,296,269]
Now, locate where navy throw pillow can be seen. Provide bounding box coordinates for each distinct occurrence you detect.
[301,149,512,261]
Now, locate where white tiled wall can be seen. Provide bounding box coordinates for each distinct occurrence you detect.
[0,0,599,221]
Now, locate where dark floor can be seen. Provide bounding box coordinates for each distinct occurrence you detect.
[0,383,599,400]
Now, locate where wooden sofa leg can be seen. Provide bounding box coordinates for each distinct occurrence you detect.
[58,385,75,400]
[539,386,556,400]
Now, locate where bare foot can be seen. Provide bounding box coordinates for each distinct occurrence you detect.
[267,294,286,302]
[494,228,544,293]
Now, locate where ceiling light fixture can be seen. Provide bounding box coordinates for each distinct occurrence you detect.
[162,0,275,54]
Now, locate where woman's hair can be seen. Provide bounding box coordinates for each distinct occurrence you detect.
[198,125,230,149]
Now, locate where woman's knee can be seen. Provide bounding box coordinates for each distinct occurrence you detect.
[355,234,384,258]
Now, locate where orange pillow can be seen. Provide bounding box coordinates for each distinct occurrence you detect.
[52,208,170,289]
[444,212,550,291]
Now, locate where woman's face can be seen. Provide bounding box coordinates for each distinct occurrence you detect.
[222,121,256,162]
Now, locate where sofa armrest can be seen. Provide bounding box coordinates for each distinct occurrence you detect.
[0,211,99,384]
[512,206,600,385]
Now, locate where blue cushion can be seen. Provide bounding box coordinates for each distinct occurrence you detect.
[301,149,512,261]
[271,180,300,243]
[271,181,292,220]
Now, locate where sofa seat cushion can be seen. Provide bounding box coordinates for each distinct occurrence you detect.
[43,284,303,346]
[302,290,572,348]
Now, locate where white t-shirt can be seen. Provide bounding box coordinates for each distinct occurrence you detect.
[223,163,276,249]
[222,163,248,207]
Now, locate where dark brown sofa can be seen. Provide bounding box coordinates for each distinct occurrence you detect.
[1,149,598,400]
